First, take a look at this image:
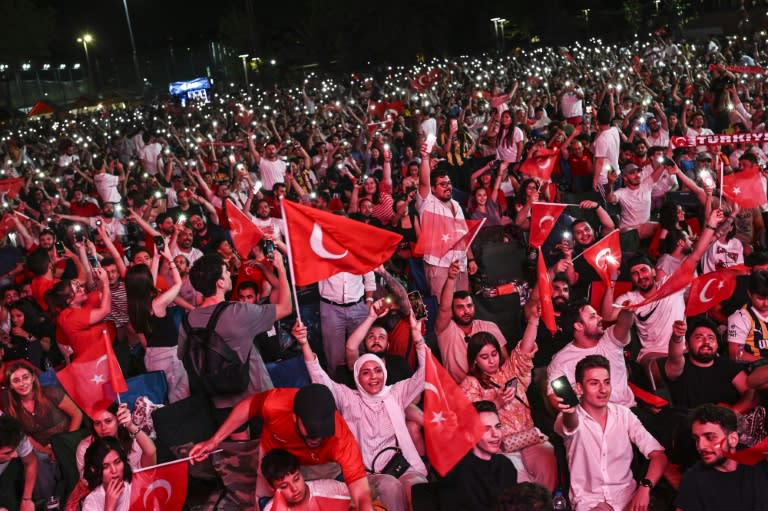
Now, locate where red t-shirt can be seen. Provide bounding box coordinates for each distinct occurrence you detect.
[70,202,100,218]
[55,291,106,356]
[248,388,367,484]
[568,150,594,178]
[31,275,56,311]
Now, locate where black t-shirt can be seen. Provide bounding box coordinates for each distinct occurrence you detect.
[532,318,571,368]
[720,274,750,318]
[166,204,204,223]
[439,452,517,511]
[667,356,743,409]
[193,223,228,253]
[677,461,768,510]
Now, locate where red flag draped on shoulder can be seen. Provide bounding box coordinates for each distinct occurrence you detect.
[519,148,559,181]
[424,351,485,476]
[626,258,697,309]
[413,213,485,259]
[581,230,622,284]
[722,167,767,209]
[529,202,567,248]
[57,331,128,418]
[686,265,750,317]
[225,200,263,259]
[270,488,350,511]
[129,460,188,511]
[537,248,557,333]
[282,200,402,286]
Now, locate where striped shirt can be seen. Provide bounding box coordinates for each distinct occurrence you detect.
[106,280,129,328]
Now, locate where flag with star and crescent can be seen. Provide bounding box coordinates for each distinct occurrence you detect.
[413,212,485,260]
[57,332,128,418]
[129,460,188,511]
[529,202,567,248]
[423,351,485,476]
[722,167,767,209]
[686,265,750,317]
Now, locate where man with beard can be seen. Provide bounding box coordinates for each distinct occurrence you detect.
[656,228,696,282]
[547,299,635,410]
[249,135,287,193]
[603,208,721,365]
[170,225,203,265]
[676,404,768,510]
[554,355,666,511]
[416,146,477,298]
[58,188,99,218]
[187,213,229,254]
[606,162,666,240]
[56,202,125,243]
[436,261,507,383]
[664,319,753,412]
[166,188,204,223]
[642,109,670,148]
[251,199,285,241]
[530,274,572,369]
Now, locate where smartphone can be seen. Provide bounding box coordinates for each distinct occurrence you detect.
[504,377,518,391]
[262,239,275,260]
[408,291,427,320]
[551,376,579,407]
[450,119,458,132]
[88,255,100,268]
[73,225,84,243]
[425,133,437,154]
[153,236,165,251]
[55,241,65,257]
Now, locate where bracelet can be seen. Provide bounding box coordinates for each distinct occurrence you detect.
[129,428,140,438]
[705,224,717,230]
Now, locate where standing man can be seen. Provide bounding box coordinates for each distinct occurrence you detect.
[676,404,768,510]
[592,107,621,193]
[555,355,667,511]
[416,145,477,298]
[180,253,292,439]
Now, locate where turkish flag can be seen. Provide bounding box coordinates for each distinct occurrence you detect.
[0,213,15,239]
[721,436,768,465]
[581,230,622,284]
[225,200,263,259]
[366,120,393,135]
[537,247,557,333]
[282,200,402,286]
[529,202,567,248]
[129,460,188,511]
[270,489,350,511]
[410,69,443,93]
[626,258,697,310]
[57,332,128,418]
[368,100,405,120]
[234,110,253,127]
[413,212,484,259]
[519,148,560,181]
[722,167,767,209]
[686,265,750,317]
[424,351,485,476]
[0,177,24,199]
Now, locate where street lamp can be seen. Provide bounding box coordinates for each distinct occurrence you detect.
[121,0,143,91]
[490,18,507,52]
[239,54,249,91]
[77,33,93,91]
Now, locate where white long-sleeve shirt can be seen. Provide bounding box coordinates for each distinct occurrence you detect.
[318,272,375,304]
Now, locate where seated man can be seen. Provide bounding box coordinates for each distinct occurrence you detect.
[555,355,667,511]
[190,384,374,511]
[0,415,37,511]
[261,448,350,511]
[438,400,518,511]
[677,404,768,510]
[727,270,768,362]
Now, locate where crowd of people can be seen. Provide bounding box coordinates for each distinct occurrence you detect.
[0,26,766,511]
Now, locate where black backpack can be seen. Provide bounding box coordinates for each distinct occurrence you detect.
[181,302,252,396]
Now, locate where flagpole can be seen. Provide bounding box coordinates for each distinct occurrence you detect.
[718,157,723,206]
[279,200,303,324]
[532,201,582,208]
[133,449,224,472]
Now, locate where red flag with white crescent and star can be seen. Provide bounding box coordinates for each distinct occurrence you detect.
[269,487,351,511]
[685,265,750,317]
[722,167,767,209]
[626,258,697,310]
[424,351,485,476]
[129,460,188,511]
[281,200,402,286]
[537,247,557,333]
[519,148,560,181]
[529,202,567,248]
[413,211,485,260]
[56,332,128,418]
[581,230,622,284]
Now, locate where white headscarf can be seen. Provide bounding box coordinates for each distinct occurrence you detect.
[352,354,426,475]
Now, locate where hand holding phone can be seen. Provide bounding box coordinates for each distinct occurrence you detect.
[551,376,579,407]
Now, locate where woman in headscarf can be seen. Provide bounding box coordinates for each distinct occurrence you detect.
[296,313,427,511]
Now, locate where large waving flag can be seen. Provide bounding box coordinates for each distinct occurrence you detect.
[529,202,567,248]
[581,230,622,284]
[685,265,750,317]
[129,460,188,511]
[537,248,557,333]
[57,331,128,418]
[520,148,559,181]
[282,200,402,286]
[424,351,485,476]
[722,167,767,209]
[413,213,485,259]
[626,258,697,309]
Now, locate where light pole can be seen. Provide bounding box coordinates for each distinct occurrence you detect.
[121,0,143,92]
[77,34,93,92]
[490,18,507,53]
[239,54,249,91]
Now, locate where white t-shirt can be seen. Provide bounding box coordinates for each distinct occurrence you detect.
[496,126,524,163]
[88,217,125,241]
[547,326,636,408]
[138,142,162,174]
[645,128,670,148]
[0,434,31,475]
[685,127,715,153]
[560,90,584,118]
[613,180,653,230]
[94,172,121,204]
[251,216,285,240]
[57,153,80,168]
[171,246,204,265]
[420,117,437,138]
[616,276,686,360]
[593,127,621,184]
[259,158,287,193]
[701,238,744,274]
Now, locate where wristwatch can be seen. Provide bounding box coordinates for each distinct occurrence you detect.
[639,478,653,489]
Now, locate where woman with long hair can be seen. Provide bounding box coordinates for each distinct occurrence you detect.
[82,437,133,511]
[7,299,63,369]
[2,360,83,498]
[349,147,394,225]
[493,111,524,164]
[124,245,189,403]
[460,310,557,491]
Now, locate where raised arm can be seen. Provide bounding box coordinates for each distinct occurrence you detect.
[663,320,687,381]
[152,246,182,312]
[418,142,431,199]
[435,261,459,335]
[345,299,390,369]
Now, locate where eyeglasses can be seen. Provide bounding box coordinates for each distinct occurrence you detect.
[10,373,32,385]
